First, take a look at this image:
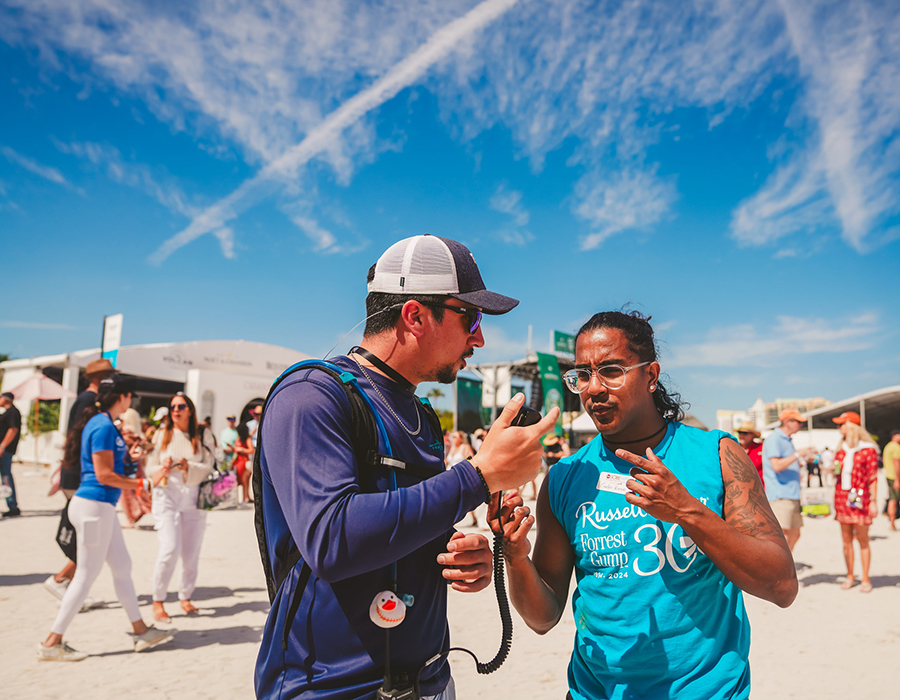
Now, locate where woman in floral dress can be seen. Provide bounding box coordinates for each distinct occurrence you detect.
[832,412,879,592]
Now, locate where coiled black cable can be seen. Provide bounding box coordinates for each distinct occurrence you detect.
[475,528,513,672]
[414,528,513,695]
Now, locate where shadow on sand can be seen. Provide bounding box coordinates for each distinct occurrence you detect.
[90,625,264,657]
[800,572,900,589]
[0,572,54,586]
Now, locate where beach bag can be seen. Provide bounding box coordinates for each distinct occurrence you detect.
[56,501,77,562]
[197,469,237,510]
[195,425,233,509]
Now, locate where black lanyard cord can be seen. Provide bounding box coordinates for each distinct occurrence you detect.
[350,346,416,393]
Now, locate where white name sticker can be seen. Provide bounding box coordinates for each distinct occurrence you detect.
[596,471,631,495]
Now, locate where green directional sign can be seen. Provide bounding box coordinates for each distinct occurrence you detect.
[536,352,565,432]
[553,330,575,356]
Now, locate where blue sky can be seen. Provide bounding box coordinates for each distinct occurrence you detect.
[1,0,898,427]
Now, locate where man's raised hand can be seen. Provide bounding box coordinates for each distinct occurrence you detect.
[472,393,560,493]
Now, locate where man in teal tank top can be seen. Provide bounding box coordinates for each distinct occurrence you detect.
[501,311,798,700]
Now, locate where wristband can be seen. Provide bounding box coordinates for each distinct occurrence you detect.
[468,459,492,504]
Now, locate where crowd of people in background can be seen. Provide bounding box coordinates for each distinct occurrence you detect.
[1,354,898,662]
[736,408,897,594]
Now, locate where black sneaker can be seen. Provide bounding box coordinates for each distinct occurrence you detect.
[2,508,21,518]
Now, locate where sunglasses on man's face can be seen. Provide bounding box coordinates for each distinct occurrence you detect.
[423,302,483,335]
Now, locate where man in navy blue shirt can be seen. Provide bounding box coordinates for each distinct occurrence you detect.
[255,235,558,700]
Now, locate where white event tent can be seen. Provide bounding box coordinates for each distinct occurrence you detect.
[0,340,311,465]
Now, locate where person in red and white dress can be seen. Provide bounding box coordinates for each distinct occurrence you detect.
[831,412,879,593]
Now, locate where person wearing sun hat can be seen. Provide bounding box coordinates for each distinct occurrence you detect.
[762,409,816,551]
[735,421,764,485]
[831,411,879,592]
[541,431,570,468]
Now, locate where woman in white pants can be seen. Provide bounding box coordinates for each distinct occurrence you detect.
[38,375,176,661]
[147,392,215,622]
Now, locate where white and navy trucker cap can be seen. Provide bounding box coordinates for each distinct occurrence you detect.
[368,234,519,315]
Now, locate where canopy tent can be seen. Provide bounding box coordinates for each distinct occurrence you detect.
[765,385,900,447]
[0,339,311,464]
[5,372,76,465]
[8,372,76,402]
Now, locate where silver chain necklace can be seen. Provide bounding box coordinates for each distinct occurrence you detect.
[352,355,422,436]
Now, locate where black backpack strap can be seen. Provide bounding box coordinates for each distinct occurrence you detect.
[282,559,312,651]
[418,396,444,437]
[368,452,443,480]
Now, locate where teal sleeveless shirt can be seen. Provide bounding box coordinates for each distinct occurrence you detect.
[548,422,750,700]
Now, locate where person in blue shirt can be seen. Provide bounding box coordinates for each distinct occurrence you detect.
[761,409,816,552]
[501,310,798,700]
[255,234,559,699]
[37,374,177,661]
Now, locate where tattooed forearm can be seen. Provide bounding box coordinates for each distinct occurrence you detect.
[720,440,783,540]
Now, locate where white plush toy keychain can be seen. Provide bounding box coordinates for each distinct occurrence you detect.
[369,590,407,629]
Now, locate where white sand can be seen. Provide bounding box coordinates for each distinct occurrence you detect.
[2,463,898,699]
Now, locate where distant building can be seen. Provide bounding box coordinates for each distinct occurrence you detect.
[768,398,830,424]
[719,396,832,433]
[716,410,751,433]
[748,396,767,430]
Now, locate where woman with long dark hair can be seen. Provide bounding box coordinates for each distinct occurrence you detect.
[146,392,215,622]
[38,375,175,661]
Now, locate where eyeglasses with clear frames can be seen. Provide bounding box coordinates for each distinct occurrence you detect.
[563,361,652,393]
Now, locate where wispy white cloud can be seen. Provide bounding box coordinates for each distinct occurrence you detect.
[489,183,533,245]
[439,0,789,246]
[54,139,199,217]
[668,312,881,368]
[689,373,764,389]
[1,320,78,330]
[145,0,522,263]
[1,145,70,187]
[472,322,527,364]
[490,184,529,226]
[575,168,677,249]
[732,1,900,252]
[4,0,899,259]
[212,228,235,260]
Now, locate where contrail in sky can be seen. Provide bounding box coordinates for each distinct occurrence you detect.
[149,0,522,264]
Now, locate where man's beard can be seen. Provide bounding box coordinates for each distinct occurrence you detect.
[435,363,458,384]
[435,351,474,384]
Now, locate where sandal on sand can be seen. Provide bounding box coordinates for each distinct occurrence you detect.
[840,579,856,590]
[153,610,171,623]
[860,582,873,593]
